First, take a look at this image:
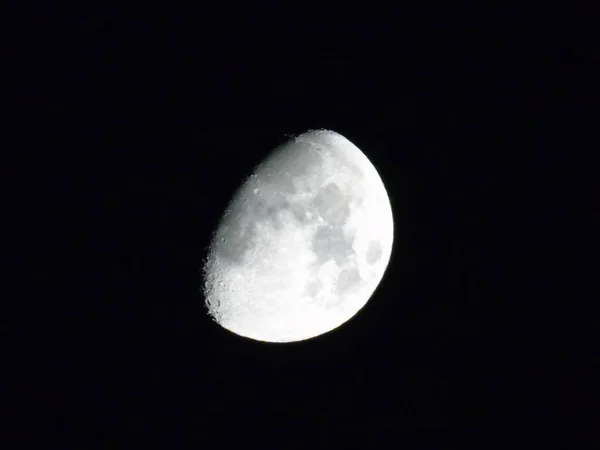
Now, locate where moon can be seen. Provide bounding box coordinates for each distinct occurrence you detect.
[202,129,393,343]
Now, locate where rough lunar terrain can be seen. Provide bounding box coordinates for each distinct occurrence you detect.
[203,129,393,342]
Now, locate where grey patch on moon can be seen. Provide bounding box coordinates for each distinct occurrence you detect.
[365,240,383,265]
[290,146,325,178]
[311,225,355,266]
[266,205,284,229]
[273,173,298,195]
[248,193,291,229]
[265,198,292,230]
[313,183,351,226]
[335,266,362,295]
[304,279,323,298]
[253,167,298,196]
[213,218,257,266]
[289,202,312,225]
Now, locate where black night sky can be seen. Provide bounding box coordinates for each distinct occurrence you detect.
[10,5,597,449]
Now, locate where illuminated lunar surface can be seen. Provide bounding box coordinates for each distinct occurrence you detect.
[202,129,394,343]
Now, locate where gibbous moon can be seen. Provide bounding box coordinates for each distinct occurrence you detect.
[202,129,393,343]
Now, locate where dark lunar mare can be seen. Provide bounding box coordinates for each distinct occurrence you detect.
[365,240,383,265]
[313,183,351,226]
[310,225,355,266]
[213,215,258,266]
[335,266,362,295]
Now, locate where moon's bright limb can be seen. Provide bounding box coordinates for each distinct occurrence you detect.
[202,129,394,343]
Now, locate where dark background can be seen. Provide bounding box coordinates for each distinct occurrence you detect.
[8,5,597,449]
